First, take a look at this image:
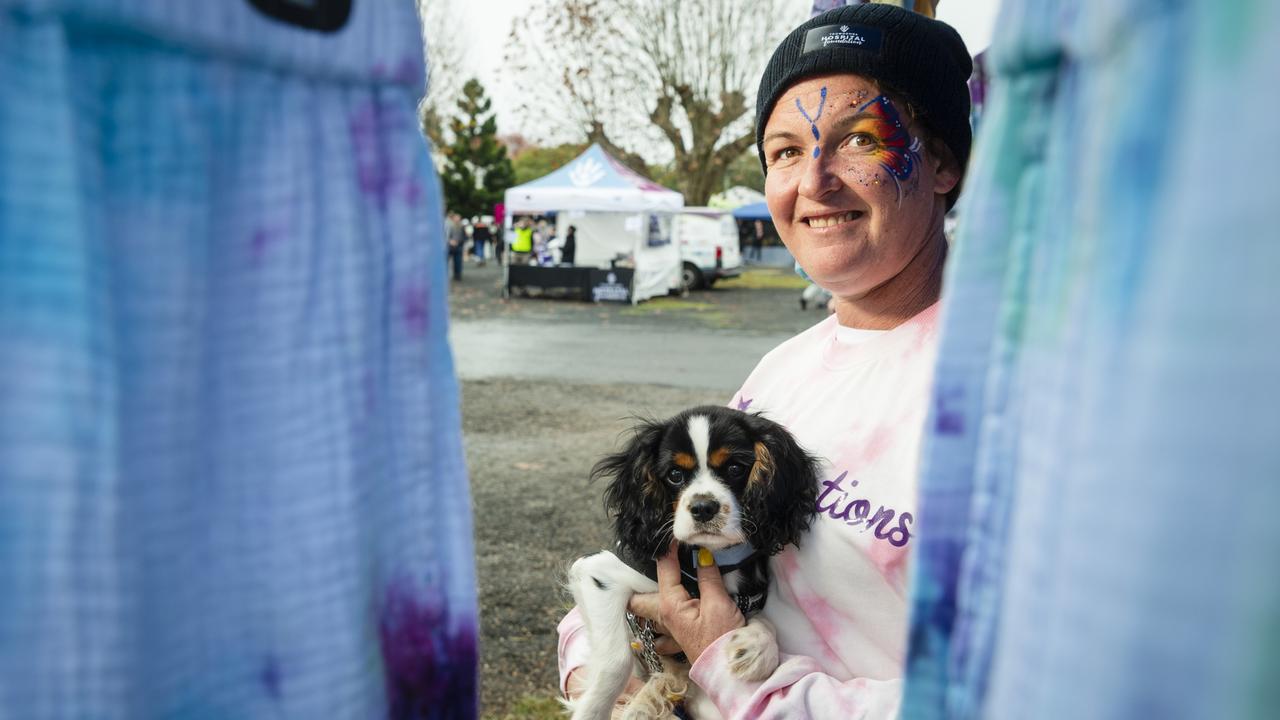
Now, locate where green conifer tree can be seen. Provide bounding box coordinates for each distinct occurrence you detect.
[441,79,515,219]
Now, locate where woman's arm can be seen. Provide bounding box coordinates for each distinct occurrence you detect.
[557,607,647,702]
[556,606,591,697]
[690,643,903,719]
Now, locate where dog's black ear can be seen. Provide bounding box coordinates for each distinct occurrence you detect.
[741,413,821,555]
[591,418,672,565]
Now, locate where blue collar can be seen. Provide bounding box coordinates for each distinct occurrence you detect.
[679,542,758,583]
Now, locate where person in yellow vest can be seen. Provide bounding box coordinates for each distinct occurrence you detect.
[511,218,534,265]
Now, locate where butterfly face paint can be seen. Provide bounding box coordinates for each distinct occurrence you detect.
[850,95,922,203]
[766,89,922,204]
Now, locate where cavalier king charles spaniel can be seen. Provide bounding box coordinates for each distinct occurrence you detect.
[566,405,820,720]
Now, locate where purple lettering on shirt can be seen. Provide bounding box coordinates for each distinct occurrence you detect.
[815,468,912,547]
[816,470,849,513]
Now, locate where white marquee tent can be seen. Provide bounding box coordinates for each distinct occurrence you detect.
[503,144,684,302]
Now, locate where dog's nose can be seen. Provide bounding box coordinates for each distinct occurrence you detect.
[690,497,720,523]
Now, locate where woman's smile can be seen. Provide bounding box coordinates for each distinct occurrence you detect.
[804,210,865,229]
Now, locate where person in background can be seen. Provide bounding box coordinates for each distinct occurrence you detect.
[472,217,492,267]
[446,211,465,281]
[561,225,577,266]
[533,218,551,265]
[511,217,534,265]
[493,202,506,264]
[558,5,972,717]
[751,219,765,261]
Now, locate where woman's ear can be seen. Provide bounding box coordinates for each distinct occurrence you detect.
[927,137,961,197]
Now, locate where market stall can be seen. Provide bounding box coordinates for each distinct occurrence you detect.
[502,144,684,303]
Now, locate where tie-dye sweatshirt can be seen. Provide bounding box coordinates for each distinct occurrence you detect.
[559,303,940,719]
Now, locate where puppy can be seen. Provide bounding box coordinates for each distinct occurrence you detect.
[566,405,819,720]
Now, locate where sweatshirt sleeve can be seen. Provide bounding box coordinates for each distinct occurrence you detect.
[556,606,591,697]
[689,632,902,719]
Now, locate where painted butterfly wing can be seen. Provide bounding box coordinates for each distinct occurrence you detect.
[859,96,917,181]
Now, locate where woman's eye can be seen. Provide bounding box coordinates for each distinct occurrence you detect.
[769,146,802,165]
[847,132,877,149]
[666,468,686,485]
[725,463,746,480]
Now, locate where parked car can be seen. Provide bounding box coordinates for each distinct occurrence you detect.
[672,208,744,291]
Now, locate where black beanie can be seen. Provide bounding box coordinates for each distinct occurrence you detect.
[755,4,973,208]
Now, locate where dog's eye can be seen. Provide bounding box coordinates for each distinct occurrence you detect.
[665,468,686,486]
[725,462,747,480]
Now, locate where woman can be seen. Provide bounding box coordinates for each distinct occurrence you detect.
[559,5,971,717]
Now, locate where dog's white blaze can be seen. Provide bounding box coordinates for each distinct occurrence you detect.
[674,413,745,548]
[687,414,711,467]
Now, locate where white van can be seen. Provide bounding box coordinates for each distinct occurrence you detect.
[672,208,744,291]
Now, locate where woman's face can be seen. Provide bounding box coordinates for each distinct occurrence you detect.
[761,73,957,299]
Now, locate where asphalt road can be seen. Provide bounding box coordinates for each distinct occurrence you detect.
[449,260,820,717]
[451,320,785,391]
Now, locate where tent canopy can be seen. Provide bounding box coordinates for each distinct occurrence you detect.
[708,186,766,210]
[732,201,772,221]
[504,144,684,213]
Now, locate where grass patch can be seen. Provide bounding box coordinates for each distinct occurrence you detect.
[717,268,808,290]
[488,693,564,720]
[620,298,715,314]
[619,297,733,328]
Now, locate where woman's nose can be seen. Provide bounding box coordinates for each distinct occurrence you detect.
[797,149,841,200]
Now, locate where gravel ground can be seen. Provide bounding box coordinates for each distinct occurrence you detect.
[451,261,821,717]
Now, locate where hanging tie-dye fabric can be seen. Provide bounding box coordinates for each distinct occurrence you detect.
[811,1,937,19]
[904,1,1280,718]
[0,1,477,717]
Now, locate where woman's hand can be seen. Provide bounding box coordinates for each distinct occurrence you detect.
[625,592,683,657]
[638,541,746,664]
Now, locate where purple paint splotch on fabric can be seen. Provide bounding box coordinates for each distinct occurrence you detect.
[393,56,420,86]
[350,98,414,209]
[249,226,286,265]
[403,175,424,206]
[933,382,966,436]
[259,655,283,700]
[379,578,478,720]
[401,283,429,337]
[736,396,754,411]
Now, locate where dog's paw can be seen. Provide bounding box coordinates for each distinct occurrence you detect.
[724,618,779,681]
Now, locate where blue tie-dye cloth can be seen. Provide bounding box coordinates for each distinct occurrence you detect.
[0,1,477,717]
[904,1,1280,719]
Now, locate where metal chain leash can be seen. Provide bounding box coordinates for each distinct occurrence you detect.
[625,611,664,676]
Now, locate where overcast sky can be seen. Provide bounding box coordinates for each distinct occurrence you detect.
[446,0,1003,137]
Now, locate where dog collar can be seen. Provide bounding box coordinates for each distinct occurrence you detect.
[677,544,768,616]
[679,542,758,583]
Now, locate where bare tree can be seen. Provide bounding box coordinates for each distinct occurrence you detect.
[416,0,468,160]
[508,0,802,204]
